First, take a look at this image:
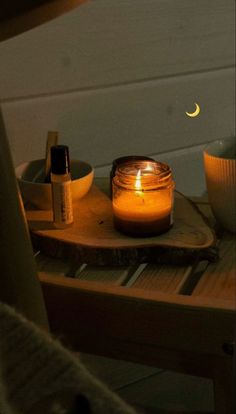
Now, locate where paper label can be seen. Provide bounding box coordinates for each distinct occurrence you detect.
[52,181,73,224]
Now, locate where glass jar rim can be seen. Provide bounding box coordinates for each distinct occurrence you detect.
[116,160,171,176]
[113,160,174,191]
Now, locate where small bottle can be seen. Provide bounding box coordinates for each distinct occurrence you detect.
[50,145,73,228]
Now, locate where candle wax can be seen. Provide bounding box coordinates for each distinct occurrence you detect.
[113,190,173,236]
[113,191,171,221]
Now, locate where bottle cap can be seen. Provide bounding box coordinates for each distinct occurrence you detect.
[50,145,70,175]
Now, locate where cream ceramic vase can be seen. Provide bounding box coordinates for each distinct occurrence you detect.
[204,137,236,233]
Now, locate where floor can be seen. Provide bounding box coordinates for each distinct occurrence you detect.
[80,353,214,413]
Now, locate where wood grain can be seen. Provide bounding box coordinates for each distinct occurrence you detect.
[75,264,137,286]
[132,263,192,294]
[36,253,193,293]
[27,179,216,266]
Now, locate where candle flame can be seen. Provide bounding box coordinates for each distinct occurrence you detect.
[135,170,142,191]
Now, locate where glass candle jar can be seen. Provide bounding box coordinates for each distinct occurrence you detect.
[112,160,175,237]
[110,155,154,198]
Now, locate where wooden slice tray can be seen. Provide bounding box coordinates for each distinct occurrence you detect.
[26,178,216,265]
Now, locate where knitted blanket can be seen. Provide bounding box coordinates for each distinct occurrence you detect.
[0,302,137,414]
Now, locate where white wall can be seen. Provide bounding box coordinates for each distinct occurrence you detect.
[0,0,235,196]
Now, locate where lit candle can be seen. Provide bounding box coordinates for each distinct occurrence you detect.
[112,160,175,236]
[110,155,154,198]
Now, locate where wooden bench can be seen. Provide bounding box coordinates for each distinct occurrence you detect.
[30,183,235,414]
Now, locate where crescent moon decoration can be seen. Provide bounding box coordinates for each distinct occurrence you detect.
[185,103,200,118]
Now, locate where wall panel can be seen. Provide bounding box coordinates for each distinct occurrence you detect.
[0,0,234,197]
[0,0,234,100]
[3,68,234,170]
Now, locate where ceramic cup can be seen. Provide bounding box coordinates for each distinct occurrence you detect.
[204,137,236,233]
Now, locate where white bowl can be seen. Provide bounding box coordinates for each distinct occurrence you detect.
[16,158,94,210]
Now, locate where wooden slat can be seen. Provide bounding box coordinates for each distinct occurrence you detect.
[75,264,137,286]
[36,251,140,286]
[193,234,236,302]
[36,249,195,291]
[131,263,192,294]
[0,0,234,100]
